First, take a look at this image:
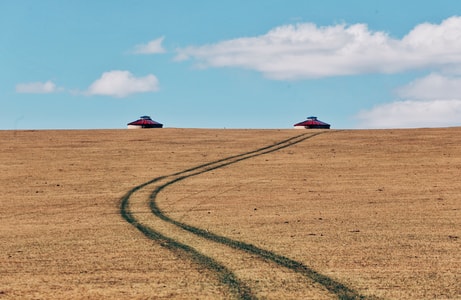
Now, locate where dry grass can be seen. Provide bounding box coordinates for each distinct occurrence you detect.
[1,128,460,299]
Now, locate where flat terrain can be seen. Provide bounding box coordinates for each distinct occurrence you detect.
[0,128,460,299]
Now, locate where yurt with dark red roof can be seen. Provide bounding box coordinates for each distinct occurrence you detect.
[294,116,330,129]
[127,116,163,129]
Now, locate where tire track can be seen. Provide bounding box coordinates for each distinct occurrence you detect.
[121,131,373,299]
[121,176,256,299]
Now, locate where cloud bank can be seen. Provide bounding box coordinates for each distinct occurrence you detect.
[356,73,461,128]
[16,72,159,98]
[173,15,460,128]
[396,73,461,100]
[176,16,461,80]
[356,99,461,128]
[87,70,159,98]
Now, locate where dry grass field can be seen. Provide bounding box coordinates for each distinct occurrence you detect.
[1,128,460,299]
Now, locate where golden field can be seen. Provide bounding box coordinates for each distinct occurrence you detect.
[0,128,460,299]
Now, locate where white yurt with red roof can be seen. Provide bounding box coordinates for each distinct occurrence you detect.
[127,116,163,129]
[293,116,330,129]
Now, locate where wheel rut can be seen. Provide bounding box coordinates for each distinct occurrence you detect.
[121,132,373,299]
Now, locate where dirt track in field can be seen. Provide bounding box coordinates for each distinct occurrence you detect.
[1,128,460,299]
[122,131,371,299]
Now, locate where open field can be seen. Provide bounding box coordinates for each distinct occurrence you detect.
[1,128,460,299]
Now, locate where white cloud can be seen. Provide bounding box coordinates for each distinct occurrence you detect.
[356,73,461,128]
[175,16,461,79]
[397,73,461,100]
[16,80,58,93]
[87,70,159,98]
[356,99,461,128]
[132,37,166,54]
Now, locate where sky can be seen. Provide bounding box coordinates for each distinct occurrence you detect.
[2,0,461,130]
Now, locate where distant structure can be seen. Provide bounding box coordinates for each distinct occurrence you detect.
[127,116,163,129]
[293,116,330,129]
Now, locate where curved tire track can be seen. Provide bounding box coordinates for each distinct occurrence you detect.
[121,177,256,299]
[121,131,373,299]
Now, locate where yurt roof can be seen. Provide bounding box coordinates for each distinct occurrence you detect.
[293,116,330,127]
[127,116,163,126]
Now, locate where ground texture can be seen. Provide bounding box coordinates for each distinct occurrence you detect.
[1,128,460,299]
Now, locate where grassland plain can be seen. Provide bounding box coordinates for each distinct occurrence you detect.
[1,128,460,299]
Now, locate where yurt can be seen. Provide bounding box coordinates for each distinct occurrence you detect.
[127,116,163,129]
[293,116,330,129]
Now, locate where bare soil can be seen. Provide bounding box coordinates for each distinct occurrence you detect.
[1,128,460,299]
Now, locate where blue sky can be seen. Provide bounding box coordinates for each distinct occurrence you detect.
[2,1,461,129]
